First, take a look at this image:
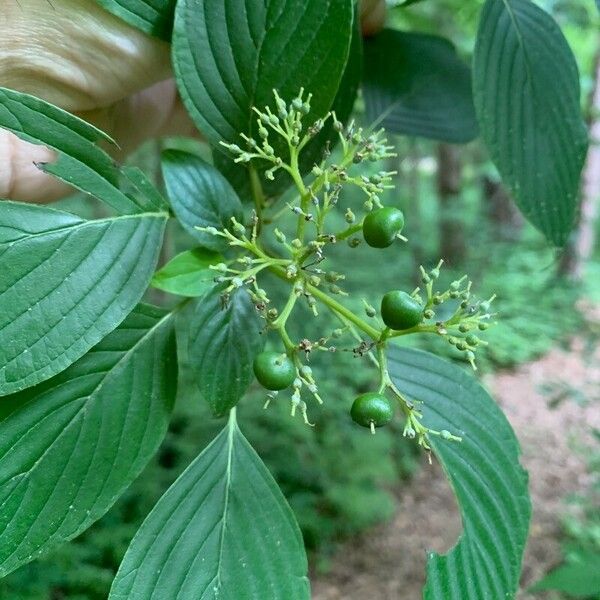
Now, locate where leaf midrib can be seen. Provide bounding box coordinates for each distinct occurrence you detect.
[0,211,168,248]
[213,411,237,594]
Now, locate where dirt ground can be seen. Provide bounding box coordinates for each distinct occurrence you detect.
[312,335,600,600]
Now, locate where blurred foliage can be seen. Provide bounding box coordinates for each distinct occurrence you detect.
[532,429,600,598]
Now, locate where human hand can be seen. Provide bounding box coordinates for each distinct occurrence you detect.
[0,0,386,203]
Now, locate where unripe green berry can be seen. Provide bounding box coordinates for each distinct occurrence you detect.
[466,334,479,346]
[253,352,296,391]
[351,393,394,429]
[381,291,423,330]
[363,207,405,249]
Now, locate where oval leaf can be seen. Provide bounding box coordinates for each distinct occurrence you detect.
[172,0,354,151]
[110,413,310,599]
[0,304,177,577]
[151,248,222,297]
[161,150,243,250]
[0,202,167,395]
[473,0,588,246]
[387,346,531,599]
[364,30,478,143]
[213,6,363,200]
[187,285,264,416]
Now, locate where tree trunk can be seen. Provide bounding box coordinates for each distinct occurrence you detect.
[482,175,523,241]
[437,143,466,265]
[559,46,600,279]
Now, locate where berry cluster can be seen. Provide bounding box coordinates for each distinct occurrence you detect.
[205,90,496,449]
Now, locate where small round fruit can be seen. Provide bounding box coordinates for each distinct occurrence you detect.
[362,207,405,248]
[351,393,394,428]
[253,352,296,391]
[381,290,423,330]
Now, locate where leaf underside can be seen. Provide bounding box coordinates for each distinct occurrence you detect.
[363,29,478,143]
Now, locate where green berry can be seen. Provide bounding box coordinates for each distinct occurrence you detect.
[253,352,296,391]
[351,393,394,429]
[362,207,405,248]
[466,334,479,346]
[381,291,423,330]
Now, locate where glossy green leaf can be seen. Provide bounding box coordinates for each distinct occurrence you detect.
[473,0,588,246]
[363,29,478,143]
[151,248,221,297]
[0,304,177,577]
[188,285,263,416]
[387,346,531,599]
[172,0,354,151]
[110,412,310,600]
[161,150,243,251]
[213,5,363,200]
[0,202,167,395]
[0,87,146,215]
[531,553,600,597]
[95,0,175,40]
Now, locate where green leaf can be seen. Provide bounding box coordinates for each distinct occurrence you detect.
[473,0,588,246]
[172,0,354,151]
[95,0,175,40]
[109,412,310,600]
[531,553,600,597]
[387,346,531,599]
[187,285,264,417]
[0,304,177,577]
[161,150,243,251]
[0,87,145,215]
[213,4,363,200]
[0,202,167,395]
[151,248,222,297]
[363,29,478,143]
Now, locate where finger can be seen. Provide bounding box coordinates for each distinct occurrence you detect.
[360,0,386,36]
[0,0,171,112]
[0,131,69,203]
